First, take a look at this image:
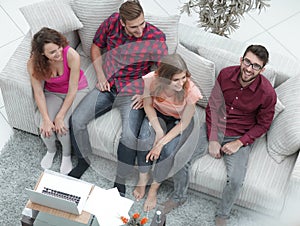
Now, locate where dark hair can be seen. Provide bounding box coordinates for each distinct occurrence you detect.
[30,27,68,80]
[119,0,144,24]
[243,44,269,66]
[151,54,191,103]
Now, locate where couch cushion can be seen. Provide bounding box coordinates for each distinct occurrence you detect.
[71,0,123,58]
[77,48,98,89]
[267,75,300,163]
[178,24,245,55]
[88,108,122,161]
[189,135,297,213]
[20,0,83,36]
[179,23,300,86]
[0,32,39,135]
[71,0,179,57]
[144,14,180,54]
[176,44,215,108]
[197,46,277,86]
[273,98,285,121]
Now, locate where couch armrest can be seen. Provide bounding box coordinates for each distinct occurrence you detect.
[288,151,300,193]
[280,151,300,221]
[0,32,38,135]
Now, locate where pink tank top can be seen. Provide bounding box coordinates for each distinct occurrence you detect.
[44,46,88,93]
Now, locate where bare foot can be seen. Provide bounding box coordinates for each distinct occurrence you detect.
[133,185,146,201]
[143,184,159,212]
[133,173,150,201]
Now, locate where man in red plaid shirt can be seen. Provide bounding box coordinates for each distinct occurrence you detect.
[68,0,168,196]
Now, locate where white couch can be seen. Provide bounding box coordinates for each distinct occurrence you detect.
[1,0,300,216]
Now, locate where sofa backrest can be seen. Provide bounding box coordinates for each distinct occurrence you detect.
[63,31,81,49]
[178,24,300,88]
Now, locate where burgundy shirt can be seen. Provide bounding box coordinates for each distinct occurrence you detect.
[206,65,277,146]
[93,12,168,95]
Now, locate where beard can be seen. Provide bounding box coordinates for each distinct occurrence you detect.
[239,69,258,84]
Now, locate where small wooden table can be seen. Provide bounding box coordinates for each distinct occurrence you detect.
[21,200,99,226]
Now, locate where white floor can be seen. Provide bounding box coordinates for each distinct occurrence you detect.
[0,0,300,153]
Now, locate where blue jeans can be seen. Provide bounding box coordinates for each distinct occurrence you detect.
[171,123,208,203]
[70,87,145,178]
[171,123,251,219]
[137,110,194,183]
[216,138,251,219]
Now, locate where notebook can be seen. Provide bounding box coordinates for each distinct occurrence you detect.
[25,170,93,215]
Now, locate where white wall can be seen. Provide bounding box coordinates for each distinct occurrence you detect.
[140,0,300,62]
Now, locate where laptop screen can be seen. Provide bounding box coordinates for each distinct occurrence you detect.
[26,170,93,215]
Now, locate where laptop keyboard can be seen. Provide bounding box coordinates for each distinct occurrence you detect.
[42,187,81,205]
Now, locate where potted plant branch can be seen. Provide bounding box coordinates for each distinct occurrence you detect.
[180,0,270,37]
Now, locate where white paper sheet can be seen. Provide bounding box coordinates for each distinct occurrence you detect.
[84,187,134,226]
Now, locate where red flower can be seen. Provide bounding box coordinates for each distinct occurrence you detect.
[140,217,148,225]
[121,212,148,225]
[133,213,140,219]
[121,216,128,224]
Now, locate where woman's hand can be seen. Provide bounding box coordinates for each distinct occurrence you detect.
[146,143,163,162]
[146,129,165,162]
[40,119,55,138]
[54,116,68,136]
[131,94,144,109]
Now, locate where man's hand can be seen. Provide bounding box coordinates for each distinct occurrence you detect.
[221,139,243,155]
[208,141,222,159]
[131,94,143,109]
[96,80,110,92]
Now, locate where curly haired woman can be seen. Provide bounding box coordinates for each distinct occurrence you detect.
[27,27,89,174]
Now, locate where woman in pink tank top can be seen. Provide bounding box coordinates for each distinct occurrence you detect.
[27,27,88,174]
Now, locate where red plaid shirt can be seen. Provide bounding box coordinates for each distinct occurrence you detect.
[93,12,168,95]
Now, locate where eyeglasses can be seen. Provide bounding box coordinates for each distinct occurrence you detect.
[242,58,263,71]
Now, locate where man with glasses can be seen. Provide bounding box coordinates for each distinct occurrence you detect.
[68,0,167,197]
[163,45,276,226]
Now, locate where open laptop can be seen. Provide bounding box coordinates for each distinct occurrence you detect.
[25,170,93,215]
[26,188,83,215]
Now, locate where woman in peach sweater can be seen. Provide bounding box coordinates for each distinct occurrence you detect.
[133,53,202,211]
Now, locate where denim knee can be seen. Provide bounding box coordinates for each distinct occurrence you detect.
[226,174,244,191]
[159,144,176,160]
[69,111,87,130]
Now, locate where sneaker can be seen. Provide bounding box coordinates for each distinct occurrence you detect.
[162,198,186,214]
[215,217,227,226]
[113,181,126,197]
